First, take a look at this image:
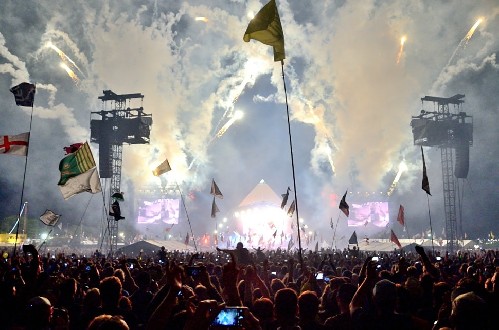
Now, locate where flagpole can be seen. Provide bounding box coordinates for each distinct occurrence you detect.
[175,181,197,251]
[13,103,35,256]
[426,194,435,255]
[280,61,303,266]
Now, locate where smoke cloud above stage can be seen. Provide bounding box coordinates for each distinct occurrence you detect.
[1,0,498,247]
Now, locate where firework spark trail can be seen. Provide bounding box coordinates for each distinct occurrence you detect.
[60,62,80,85]
[387,160,408,196]
[46,42,85,77]
[446,18,483,67]
[396,36,407,64]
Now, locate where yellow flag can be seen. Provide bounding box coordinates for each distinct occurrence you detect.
[243,0,285,62]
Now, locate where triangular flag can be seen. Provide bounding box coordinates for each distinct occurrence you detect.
[421,146,431,195]
[314,241,319,253]
[210,179,223,199]
[211,196,220,218]
[390,230,402,249]
[287,200,296,217]
[39,210,61,226]
[280,187,290,209]
[339,190,349,217]
[10,82,36,107]
[348,231,358,245]
[273,229,277,238]
[153,158,171,176]
[0,133,29,156]
[397,205,405,226]
[243,0,285,62]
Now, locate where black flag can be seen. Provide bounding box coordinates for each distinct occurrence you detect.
[348,231,358,245]
[10,82,36,107]
[339,191,349,217]
[421,146,431,195]
[280,187,290,209]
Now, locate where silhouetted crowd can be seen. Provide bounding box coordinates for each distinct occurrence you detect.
[0,242,497,329]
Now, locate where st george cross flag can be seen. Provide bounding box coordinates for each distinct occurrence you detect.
[348,231,358,245]
[211,196,220,218]
[390,230,402,249]
[421,146,431,195]
[152,158,171,176]
[243,0,285,62]
[10,82,36,107]
[58,142,102,199]
[210,179,223,199]
[0,133,29,156]
[339,190,349,217]
[397,205,405,226]
[39,210,61,226]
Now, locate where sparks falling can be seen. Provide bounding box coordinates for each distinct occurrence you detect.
[46,42,85,77]
[215,110,244,138]
[60,62,80,85]
[396,36,407,64]
[387,160,408,196]
[464,18,483,46]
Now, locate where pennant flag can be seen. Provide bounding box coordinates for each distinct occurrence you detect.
[10,82,36,107]
[243,0,285,62]
[210,179,223,199]
[39,210,61,226]
[58,142,101,199]
[397,205,405,226]
[185,232,190,246]
[421,146,431,195]
[348,231,358,245]
[211,196,220,218]
[63,143,84,155]
[280,187,290,209]
[273,230,277,238]
[314,241,319,253]
[390,230,402,249]
[152,158,171,176]
[339,190,349,217]
[109,201,125,221]
[287,200,296,217]
[0,133,29,156]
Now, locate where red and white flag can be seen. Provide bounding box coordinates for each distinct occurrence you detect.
[0,133,29,156]
[390,230,402,249]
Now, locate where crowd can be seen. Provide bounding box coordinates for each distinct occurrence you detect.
[0,242,497,329]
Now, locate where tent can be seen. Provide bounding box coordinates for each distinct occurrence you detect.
[117,239,195,257]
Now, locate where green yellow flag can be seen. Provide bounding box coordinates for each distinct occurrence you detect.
[58,142,96,185]
[243,0,285,62]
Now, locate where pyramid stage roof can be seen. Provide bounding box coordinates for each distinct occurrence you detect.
[238,179,281,208]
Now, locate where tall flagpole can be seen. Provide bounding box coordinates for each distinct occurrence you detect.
[331,213,341,249]
[426,195,435,255]
[175,181,197,251]
[13,102,35,256]
[280,61,303,266]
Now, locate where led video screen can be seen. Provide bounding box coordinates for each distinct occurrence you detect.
[137,198,180,224]
[348,202,389,227]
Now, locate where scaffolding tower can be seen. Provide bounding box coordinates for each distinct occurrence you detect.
[91,90,152,256]
[411,94,472,254]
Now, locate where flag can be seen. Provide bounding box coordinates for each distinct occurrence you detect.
[58,142,101,199]
[287,237,294,251]
[39,210,61,226]
[0,133,29,156]
[210,179,223,199]
[57,221,63,231]
[287,200,296,217]
[390,230,402,249]
[421,146,431,195]
[243,0,285,62]
[59,167,102,200]
[348,231,358,245]
[273,230,277,238]
[211,196,220,218]
[10,82,36,107]
[339,190,349,217]
[152,158,171,176]
[109,201,125,221]
[397,205,405,226]
[280,187,290,209]
[330,217,334,230]
[58,142,97,186]
[314,241,318,253]
[63,143,84,155]
[184,233,190,246]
